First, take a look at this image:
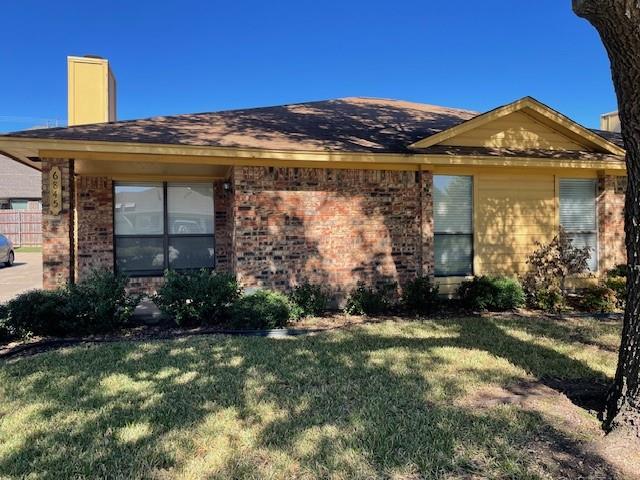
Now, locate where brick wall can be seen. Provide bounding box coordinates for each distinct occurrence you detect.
[232,166,433,300]
[214,181,234,273]
[42,158,75,290]
[75,176,114,281]
[599,174,627,272]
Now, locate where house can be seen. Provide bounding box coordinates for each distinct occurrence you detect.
[0,154,41,210]
[0,56,627,297]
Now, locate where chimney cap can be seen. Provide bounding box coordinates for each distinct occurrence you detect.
[83,54,105,60]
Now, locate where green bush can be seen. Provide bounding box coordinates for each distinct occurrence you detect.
[402,276,439,314]
[154,269,241,326]
[289,283,330,318]
[521,227,591,311]
[580,284,618,313]
[605,275,626,309]
[529,286,565,312]
[607,264,627,278]
[2,270,140,338]
[231,290,293,329]
[344,283,395,316]
[457,276,525,311]
[4,289,69,338]
[0,304,12,342]
[61,269,140,335]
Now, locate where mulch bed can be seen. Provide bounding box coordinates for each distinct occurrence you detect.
[0,314,377,360]
[0,309,623,361]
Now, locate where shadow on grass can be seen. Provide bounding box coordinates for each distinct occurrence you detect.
[0,317,621,479]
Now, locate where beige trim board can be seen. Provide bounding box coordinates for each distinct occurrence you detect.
[0,132,627,174]
[35,148,626,172]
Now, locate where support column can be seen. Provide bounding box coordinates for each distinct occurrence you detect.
[420,169,435,277]
[598,173,627,273]
[75,175,114,282]
[42,158,75,290]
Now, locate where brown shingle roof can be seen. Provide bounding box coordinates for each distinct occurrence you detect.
[590,128,625,148]
[3,97,478,153]
[2,97,624,160]
[0,155,41,199]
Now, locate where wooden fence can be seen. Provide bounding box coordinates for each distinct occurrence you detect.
[0,211,42,247]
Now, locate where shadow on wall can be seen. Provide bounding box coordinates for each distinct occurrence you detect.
[233,168,423,302]
[234,166,563,302]
[473,173,557,278]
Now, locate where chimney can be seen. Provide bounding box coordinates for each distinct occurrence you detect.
[600,110,621,133]
[67,55,116,126]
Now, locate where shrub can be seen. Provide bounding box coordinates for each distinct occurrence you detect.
[533,287,566,312]
[61,269,140,335]
[402,276,439,314]
[0,304,12,342]
[289,283,330,318]
[344,283,396,316]
[457,276,525,311]
[521,227,591,311]
[4,289,69,337]
[231,290,293,329]
[608,264,627,278]
[580,284,618,313]
[605,275,626,309]
[154,269,241,326]
[2,270,140,338]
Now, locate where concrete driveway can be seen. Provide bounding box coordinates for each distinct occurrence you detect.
[0,251,42,303]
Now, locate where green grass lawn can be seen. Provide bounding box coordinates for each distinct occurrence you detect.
[13,246,42,253]
[0,315,622,479]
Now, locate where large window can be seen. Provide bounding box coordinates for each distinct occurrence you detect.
[114,182,215,275]
[434,175,473,276]
[559,178,598,271]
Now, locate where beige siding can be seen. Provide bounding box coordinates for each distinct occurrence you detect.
[440,111,587,150]
[474,172,557,276]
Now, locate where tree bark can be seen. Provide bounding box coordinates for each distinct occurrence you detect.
[573,0,640,436]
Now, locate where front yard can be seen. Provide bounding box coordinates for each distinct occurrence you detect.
[0,314,632,479]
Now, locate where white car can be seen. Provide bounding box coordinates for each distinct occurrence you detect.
[0,234,15,267]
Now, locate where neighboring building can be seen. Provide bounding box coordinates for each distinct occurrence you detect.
[0,56,628,297]
[601,110,621,133]
[0,154,41,210]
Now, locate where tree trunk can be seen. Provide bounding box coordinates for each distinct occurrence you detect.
[573,0,640,436]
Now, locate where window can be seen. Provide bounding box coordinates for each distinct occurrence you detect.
[434,175,473,276]
[559,178,598,271]
[10,199,28,210]
[114,182,215,275]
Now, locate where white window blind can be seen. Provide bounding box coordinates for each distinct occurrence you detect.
[559,179,598,271]
[434,175,473,276]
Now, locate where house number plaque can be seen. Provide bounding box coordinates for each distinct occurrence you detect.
[49,166,62,215]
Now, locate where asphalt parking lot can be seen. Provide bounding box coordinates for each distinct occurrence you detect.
[0,251,42,303]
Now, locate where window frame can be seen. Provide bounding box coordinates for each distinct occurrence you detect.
[558,178,599,272]
[433,174,474,277]
[113,181,216,277]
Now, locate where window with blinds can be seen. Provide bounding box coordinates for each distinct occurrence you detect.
[434,175,473,276]
[559,178,598,271]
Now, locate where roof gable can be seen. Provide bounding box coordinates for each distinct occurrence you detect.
[409,97,625,155]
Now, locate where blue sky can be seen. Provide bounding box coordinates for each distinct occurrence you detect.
[0,0,615,132]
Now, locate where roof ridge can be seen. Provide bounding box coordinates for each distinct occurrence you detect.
[3,97,479,135]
